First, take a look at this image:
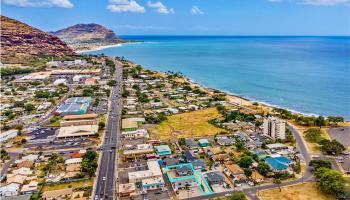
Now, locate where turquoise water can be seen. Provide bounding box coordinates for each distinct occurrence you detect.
[85,36,350,119]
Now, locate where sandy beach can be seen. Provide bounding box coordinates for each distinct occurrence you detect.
[76,43,122,53]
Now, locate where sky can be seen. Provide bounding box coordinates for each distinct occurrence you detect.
[1,0,349,35]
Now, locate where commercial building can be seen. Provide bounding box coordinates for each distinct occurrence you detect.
[57,125,98,139]
[0,129,18,142]
[123,144,154,158]
[263,117,286,140]
[56,97,92,116]
[128,160,165,192]
[121,129,149,139]
[60,113,98,127]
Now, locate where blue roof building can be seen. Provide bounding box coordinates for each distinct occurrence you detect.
[265,156,291,171]
[155,145,172,155]
[56,97,92,116]
[198,139,210,147]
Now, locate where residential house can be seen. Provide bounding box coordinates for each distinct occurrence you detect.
[191,159,206,170]
[185,138,198,150]
[0,183,20,197]
[224,164,247,183]
[20,181,38,195]
[198,139,210,147]
[155,145,172,156]
[205,172,225,186]
[175,165,193,176]
[41,188,73,200]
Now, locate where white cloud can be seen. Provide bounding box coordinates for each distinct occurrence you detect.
[107,0,145,13]
[266,0,349,5]
[147,1,174,14]
[191,5,204,15]
[2,0,73,8]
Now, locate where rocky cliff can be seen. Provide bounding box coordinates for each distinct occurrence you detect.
[0,16,75,63]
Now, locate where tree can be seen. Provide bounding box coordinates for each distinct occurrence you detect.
[25,103,36,112]
[98,121,105,130]
[304,128,324,144]
[327,116,344,126]
[284,128,295,143]
[309,160,332,170]
[257,161,271,176]
[35,90,50,98]
[243,168,252,177]
[81,150,98,177]
[315,167,348,199]
[273,178,282,191]
[14,101,25,108]
[315,116,326,128]
[320,139,345,155]
[235,139,245,152]
[1,149,10,161]
[239,156,253,168]
[107,80,117,87]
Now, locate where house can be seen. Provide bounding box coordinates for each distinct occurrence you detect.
[12,167,33,176]
[185,138,198,149]
[205,172,225,186]
[65,158,82,172]
[172,178,197,191]
[175,165,193,176]
[6,174,27,185]
[16,160,34,169]
[191,159,206,170]
[0,183,20,197]
[198,139,210,147]
[0,129,18,142]
[265,156,291,171]
[183,150,196,162]
[217,137,235,146]
[251,149,268,159]
[224,164,246,183]
[155,145,172,156]
[251,171,264,183]
[41,188,73,200]
[212,154,229,163]
[20,181,38,195]
[53,79,68,86]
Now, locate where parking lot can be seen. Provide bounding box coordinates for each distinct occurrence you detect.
[27,127,58,140]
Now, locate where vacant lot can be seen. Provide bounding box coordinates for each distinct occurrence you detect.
[259,182,334,200]
[42,179,93,192]
[150,107,225,141]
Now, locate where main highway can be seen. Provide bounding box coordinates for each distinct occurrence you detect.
[94,58,123,200]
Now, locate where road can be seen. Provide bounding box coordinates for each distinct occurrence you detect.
[190,122,314,200]
[94,58,123,200]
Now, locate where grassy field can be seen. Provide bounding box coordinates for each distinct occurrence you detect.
[300,127,331,154]
[150,107,225,141]
[42,179,93,192]
[258,182,334,200]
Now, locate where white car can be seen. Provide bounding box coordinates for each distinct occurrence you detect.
[102,177,106,181]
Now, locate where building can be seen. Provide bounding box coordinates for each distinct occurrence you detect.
[265,156,291,171]
[0,183,20,197]
[53,79,68,85]
[20,181,38,195]
[191,159,206,170]
[266,143,288,151]
[57,125,98,139]
[263,117,286,140]
[41,188,73,200]
[0,129,18,142]
[155,145,172,156]
[128,160,165,192]
[185,138,198,149]
[123,144,154,158]
[224,164,246,183]
[60,113,98,127]
[205,172,225,186]
[251,171,264,183]
[121,129,149,139]
[217,137,235,146]
[198,139,210,147]
[176,165,193,176]
[56,97,92,116]
[118,183,136,197]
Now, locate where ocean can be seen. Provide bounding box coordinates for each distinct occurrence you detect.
[83,36,350,119]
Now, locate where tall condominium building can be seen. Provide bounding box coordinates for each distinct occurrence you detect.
[263,117,286,140]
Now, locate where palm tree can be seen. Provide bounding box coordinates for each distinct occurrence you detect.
[273,178,282,192]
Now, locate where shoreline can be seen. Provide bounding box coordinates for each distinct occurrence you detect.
[76,41,144,53]
[124,59,349,121]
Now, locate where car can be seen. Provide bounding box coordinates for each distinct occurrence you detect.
[337,160,344,163]
[102,177,106,181]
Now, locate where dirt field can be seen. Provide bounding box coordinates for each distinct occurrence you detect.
[149,107,225,141]
[42,179,93,192]
[258,182,334,200]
